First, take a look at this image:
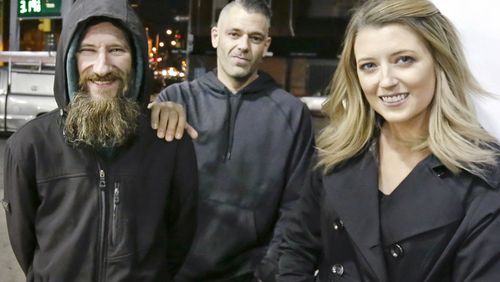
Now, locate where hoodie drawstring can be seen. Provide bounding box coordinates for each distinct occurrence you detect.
[223,90,242,162]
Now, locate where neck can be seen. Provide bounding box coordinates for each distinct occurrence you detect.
[383,110,430,145]
[380,119,429,156]
[217,71,259,94]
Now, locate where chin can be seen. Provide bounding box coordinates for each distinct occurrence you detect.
[230,70,249,78]
[90,91,119,100]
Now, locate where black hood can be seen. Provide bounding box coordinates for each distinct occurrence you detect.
[199,70,279,96]
[54,0,150,109]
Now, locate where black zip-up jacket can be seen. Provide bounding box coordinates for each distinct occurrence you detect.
[2,0,198,281]
[157,70,315,281]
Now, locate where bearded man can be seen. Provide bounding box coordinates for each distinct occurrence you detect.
[2,0,198,281]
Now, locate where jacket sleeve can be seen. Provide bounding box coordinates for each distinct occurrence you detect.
[256,105,315,282]
[452,187,500,281]
[277,165,322,282]
[165,135,198,276]
[2,138,38,274]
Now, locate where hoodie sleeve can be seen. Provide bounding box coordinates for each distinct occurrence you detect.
[156,83,184,104]
[256,104,315,282]
[165,135,198,276]
[3,138,39,275]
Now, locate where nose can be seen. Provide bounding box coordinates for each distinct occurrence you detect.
[379,65,398,89]
[92,50,112,76]
[236,35,250,52]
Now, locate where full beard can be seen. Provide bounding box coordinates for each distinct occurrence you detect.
[64,69,140,149]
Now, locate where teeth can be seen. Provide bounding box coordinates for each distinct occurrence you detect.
[381,94,408,103]
[93,81,113,85]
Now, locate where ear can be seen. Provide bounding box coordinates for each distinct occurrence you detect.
[263,36,272,55]
[211,26,219,48]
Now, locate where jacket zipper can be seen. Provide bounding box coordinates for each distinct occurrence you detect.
[111,182,120,246]
[97,166,107,282]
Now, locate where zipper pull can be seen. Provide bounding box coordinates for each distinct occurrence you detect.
[111,182,120,246]
[99,169,106,189]
[113,183,120,205]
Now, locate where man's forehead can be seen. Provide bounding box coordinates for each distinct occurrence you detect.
[81,22,128,44]
[219,5,269,34]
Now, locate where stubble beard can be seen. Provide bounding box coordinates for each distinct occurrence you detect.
[64,68,140,149]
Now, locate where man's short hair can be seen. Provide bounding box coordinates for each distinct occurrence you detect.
[220,0,272,25]
[235,0,272,21]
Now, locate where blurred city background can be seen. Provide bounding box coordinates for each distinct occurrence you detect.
[1,0,362,96]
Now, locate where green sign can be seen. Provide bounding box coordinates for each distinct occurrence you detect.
[18,0,61,18]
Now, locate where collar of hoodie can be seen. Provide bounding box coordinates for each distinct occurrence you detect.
[199,70,276,162]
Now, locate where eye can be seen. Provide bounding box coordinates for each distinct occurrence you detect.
[78,48,95,55]
[110,48,127,55]
[228,32,240,39]
[359,62,376,72]
[249,36,264,44]
[396,56,415,64]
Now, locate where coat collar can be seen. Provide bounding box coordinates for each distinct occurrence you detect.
[425,153,500,190]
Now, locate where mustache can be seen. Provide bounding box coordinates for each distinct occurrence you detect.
[78,67,128,91]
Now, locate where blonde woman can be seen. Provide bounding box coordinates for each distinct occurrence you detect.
[278,0,500,281]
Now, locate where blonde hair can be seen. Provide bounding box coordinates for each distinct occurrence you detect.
[317,0,498,176]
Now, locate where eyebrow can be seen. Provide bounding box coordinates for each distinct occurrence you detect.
[226,28,266,37]
[390,50,417,56]
[79,42,130,49]
[356,49,417,63]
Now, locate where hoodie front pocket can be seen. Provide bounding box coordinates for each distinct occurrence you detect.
[189,198,259,270]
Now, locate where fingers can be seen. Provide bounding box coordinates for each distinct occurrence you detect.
[148,101,194,142]
[186,123,199,140]
[148,102,160,130]
[174,107,187,140]
[164,107,180,141]
[155,103,179,141]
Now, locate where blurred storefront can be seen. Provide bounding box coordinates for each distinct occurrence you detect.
[0,0,9,51]
[8,0,73,51]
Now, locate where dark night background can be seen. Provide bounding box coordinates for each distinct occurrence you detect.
[133,0,188,35]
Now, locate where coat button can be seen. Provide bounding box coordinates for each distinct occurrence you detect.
[331,264,344,276]
[390,244,404,259]
[433,167,446,177]
[333,218,344,231]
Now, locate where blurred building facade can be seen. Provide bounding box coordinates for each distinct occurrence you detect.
[4,0,361,97]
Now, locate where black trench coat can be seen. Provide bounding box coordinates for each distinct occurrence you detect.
[278,148,500,282]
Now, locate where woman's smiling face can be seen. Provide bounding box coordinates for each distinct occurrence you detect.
[354,23,436,128]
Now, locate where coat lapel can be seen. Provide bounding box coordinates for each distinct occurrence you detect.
[325,150,388,282]
[379,155,469,244]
